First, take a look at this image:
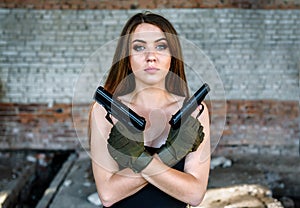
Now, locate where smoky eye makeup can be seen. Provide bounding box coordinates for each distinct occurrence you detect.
[131,38,169,52]
[133,44,146,52]
[154,38,169,50]
[131,39,146,52]
[155,42,168,51]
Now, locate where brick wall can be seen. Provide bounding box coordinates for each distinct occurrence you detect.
[0,0,299,9]
[1,9,299,103]
[0,103,79,149]
[215,100,299,156]
[0,8,299,155]
[1,101,298,156]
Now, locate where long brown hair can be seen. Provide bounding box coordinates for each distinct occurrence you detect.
[88,12,189,144]
[104,11,189,97]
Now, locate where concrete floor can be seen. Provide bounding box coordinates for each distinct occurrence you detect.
[38,152,300,208]
[1,151,299,208]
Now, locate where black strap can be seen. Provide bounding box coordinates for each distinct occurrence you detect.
[196,104,204,119]
[105,112,114,125]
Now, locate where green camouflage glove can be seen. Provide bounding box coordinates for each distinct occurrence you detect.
[158,116,204,167]
[107,122,153,173]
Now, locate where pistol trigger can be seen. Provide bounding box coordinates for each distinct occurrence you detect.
[105,113,114,125]
[196,104,204,119]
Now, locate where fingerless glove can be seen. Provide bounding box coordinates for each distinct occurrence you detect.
[158,116,204,167]
[107,122,153,173]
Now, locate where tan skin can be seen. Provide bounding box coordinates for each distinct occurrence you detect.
[90,23,211,207]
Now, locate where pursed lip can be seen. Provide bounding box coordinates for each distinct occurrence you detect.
[144,67,159,73]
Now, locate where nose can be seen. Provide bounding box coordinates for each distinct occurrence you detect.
[145,50,156,63]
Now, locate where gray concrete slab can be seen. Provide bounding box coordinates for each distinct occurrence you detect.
[47,152,98,208]
[45,151,300,208]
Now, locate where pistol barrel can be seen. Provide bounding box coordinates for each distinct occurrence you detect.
[94,86,146,131]
[169,83,210,129]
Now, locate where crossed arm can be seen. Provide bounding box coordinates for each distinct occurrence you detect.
[90,103,211,207]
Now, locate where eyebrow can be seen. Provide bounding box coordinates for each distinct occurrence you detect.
[132,37,167,44]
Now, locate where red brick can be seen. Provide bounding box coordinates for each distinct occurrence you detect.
[0,101,298,155]
[0,0,299,9]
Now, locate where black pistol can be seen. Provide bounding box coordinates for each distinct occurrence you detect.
[94,86,146,132]
[169,83,210,129]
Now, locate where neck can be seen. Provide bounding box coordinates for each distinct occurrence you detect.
[131,87,171,109]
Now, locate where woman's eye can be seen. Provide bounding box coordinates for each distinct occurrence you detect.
[156,44,168,51]
[133,45,145,52]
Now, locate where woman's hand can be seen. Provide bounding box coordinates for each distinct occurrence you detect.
[158,116,204,167]
[107,122,153,173]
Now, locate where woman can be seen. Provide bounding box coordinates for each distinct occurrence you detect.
[89,11,210,208]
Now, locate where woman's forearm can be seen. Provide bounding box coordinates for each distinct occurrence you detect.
[140,155,209,206]
[93,163,148,207]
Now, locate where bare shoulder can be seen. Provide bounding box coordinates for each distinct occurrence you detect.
[184,102,211,169]
[91,102,107,123]
[192,102,210,139]
[90,102,113,140]
[90,102,118,173]
[190,102,209,121]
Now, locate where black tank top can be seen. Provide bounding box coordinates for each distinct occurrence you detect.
[104,146,187,208]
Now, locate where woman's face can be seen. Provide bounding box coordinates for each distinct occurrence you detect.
[129,23,171,88]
